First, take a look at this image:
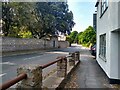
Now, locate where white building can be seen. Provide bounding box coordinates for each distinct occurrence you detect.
[95,0,120,83]
[58,34,66,41]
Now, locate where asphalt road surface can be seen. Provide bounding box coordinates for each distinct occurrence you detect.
[1,44,82,85]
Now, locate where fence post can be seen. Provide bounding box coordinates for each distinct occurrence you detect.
[68,52,75,66]
[75,51,80,61]
[57,57,67,77]
[16,64,42,89]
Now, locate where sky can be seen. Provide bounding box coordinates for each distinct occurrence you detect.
[67,0,97,32]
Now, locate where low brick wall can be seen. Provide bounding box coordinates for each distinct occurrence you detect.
[1,37,69,52]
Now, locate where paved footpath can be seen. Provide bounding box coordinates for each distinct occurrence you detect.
[64,48,119,88]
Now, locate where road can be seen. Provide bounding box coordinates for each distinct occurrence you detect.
[1,44,82,84]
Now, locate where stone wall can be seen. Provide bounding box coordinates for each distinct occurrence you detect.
[58,41,69,48]
[16,52,80,89]
[1,37,69,52]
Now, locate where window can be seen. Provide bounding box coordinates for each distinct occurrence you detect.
[99,34,106,59]
[100,0,108,17]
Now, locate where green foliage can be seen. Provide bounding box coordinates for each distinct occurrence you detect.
[66,26,96,47]
[2,2,37,38]
[69,31,78,43]
[2,2,75,39]
[77,32,83,44]
[35,2,75,38]
[18,26,32,38]
[66,35,72,46]
[66,31,78,46]
[78,26,96,47]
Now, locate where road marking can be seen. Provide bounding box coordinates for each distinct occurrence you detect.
[0,62,16,65]
[23,56,42,60]
[46,51,68,54]
[0,73,7,77]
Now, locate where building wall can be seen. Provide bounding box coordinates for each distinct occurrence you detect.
[1,37,69,52]
[58,35,66,41]
[97,2,119,34]
[96,1,120,80]
[119,31,120,79]
[110,31,119,79]
[118,1,120,29]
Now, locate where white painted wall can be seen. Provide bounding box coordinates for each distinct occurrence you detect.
[119,31,120,79]
[96,0,120,79]
[110,32,119,79]
[118,1,120,29]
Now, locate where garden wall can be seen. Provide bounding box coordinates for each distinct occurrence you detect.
[1,36,69,52]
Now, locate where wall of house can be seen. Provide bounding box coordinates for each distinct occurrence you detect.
[110,31,119,79]
[96,1,120,79]
[118,1,120,29]
[1,37,69,52]
[118,31,120,79]
[97,2,119,34]
[118,1,120,79]
[97,32,111,78]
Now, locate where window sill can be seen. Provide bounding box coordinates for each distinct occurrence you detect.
[99,54,107,62]
[100,7,108,18]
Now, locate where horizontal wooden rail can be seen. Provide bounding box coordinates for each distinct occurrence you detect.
[42,56,66,69]
[0,73,27,90]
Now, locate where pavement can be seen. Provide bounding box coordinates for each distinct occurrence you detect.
[64,48,119,88]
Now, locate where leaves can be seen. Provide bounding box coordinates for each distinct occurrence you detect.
[66,26,96,47]
[2,2,75,39]
[78,26,96,47]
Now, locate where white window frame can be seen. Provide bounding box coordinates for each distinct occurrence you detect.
[99,34,106,61]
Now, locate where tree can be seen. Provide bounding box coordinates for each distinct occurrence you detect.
[2,2,37,38]
[66,35,72,46]
[2,2,75,39]
[77,32,83,44]
[78,26,96,47]
[35,2,75,39]
[69,31,78,43]
[66,31,78,45]
[2,2,14,36]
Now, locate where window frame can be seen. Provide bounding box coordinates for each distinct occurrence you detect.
[99,34,106,62]
[100,0,108,18]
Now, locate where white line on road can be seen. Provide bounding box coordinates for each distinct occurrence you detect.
[23,56,42,60]
[0,62,16,65]
[0,73,7,77]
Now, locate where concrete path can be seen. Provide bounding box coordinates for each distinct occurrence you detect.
[64,48,116,88]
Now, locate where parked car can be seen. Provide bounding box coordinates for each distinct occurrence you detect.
[90,44,96,57]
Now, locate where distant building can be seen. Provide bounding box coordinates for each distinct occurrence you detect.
[58,34,66,41]
[93,13,97,31]
[95,0,120,84]
[0,19,3,35]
